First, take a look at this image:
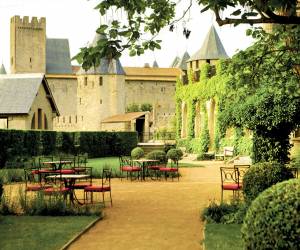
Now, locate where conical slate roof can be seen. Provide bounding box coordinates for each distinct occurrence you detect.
[0,64,7,74]
[77,33,125,75]
[152,60,159,68]
[170,56,180,67]
[174,52,190,70]
[189,26,228,61]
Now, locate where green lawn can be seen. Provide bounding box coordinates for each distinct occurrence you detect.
[86,157,204,171]
[204,224,243,250]
[0,215,98,250]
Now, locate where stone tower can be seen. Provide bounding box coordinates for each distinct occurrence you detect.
[76,33,126,131]
[10,16,46,73]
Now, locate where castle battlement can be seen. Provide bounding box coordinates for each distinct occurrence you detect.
[11,15,46,29]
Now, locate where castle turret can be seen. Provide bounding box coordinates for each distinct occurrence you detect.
[10,16,46,73]
[0,64,7,74]
[187,25,228,71]
[76,33,126,131]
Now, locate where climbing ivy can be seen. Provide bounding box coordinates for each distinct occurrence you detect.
[187,99,197,139]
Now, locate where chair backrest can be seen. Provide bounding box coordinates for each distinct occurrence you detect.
[170,159,179,169]
[24,168,39,186]
[77,155,88,167]
[234,165,250,179]
[220,167,239,185]
[224,147,234,157]
[102,168,112,187]
[60,156,76,168]
[119,156,132,167]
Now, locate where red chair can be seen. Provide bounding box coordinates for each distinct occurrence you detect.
[119,156,141,181]
[24,168,51,205]
[84,168,112,207]
[220,167,241,201]
[159,160,179,181]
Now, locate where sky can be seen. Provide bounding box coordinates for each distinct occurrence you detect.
[0,0,255,72]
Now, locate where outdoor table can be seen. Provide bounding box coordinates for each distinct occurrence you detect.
[46,174,90,204]
[132,159,159,181]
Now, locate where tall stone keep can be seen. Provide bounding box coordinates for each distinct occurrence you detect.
[10,16,46,73]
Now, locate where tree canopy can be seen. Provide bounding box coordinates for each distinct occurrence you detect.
[74,0,300,67]
[219,25,300,163]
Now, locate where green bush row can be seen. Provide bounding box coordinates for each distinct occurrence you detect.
[0,129,138,167]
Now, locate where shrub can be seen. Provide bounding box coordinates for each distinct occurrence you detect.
[201,200,246,224]
[146,150,167,164]
[166,148,183,162]
[243,162,293,203]
[131,147,144,159]
[242,179,300,249]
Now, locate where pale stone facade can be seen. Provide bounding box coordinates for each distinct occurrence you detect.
[10,16,46,74]
[5,15,180,136]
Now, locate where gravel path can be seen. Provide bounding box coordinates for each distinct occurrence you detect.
[68,161,224,250]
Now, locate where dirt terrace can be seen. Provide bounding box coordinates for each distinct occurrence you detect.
[69,161,225,250]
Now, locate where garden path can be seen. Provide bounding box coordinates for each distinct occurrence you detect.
[68,161,225,250]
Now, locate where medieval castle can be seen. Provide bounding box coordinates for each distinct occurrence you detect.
[0,15,229,142]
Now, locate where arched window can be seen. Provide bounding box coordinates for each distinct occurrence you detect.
[31,114,36,129]
[44,114,48,130]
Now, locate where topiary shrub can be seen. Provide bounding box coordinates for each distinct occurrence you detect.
[243,162,293,203]
[131,147,144,159]
[166,148,183,162]
[242,179,300,249]
[146,150,167,164]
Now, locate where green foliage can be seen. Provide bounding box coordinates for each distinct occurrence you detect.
[187,100,196,139]
[126,103,140,112]
[154,128,175,140]
[146,150,167,164]
[131,147,144,159]
[243,162,294,203]
[219,26,300,163]
[242,179,300,250]
[166,148,183,161]
[126,103,153,113]
[175,99,182,139]
[140,103,153,112]
[19,192,102,216]
[41,131,57,155]
[74,0,299,69]
[0,130,138,167]
[201,200,247,224]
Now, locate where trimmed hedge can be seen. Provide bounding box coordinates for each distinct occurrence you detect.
[242,179,300,249]
[131,147,144,159]
[146,150,167,163]
[0,129,138,167]
[243,162,293,203]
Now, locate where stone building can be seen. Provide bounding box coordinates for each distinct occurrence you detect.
[3,15,180,137]
[178,26,229,141]
[0,74,59,130]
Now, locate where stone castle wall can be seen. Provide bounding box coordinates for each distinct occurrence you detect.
[47,77,78,116]
[10,16,46,73]
[125,80,176,130]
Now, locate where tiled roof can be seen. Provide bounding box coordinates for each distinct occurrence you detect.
[189,26,229,61]
[0,74,59,115]
[0,64,6,74]
[46,39,73,74]
[102,112,148,123]
[152,60,159,68]
[123,67,180,77]
[170,56,180,67]
[174,52,190,70]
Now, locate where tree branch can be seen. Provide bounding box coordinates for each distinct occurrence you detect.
[214,8,300,26]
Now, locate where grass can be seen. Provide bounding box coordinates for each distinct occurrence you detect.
[0,215,98,250]
[204,223,243,250]
[86,157,204,170]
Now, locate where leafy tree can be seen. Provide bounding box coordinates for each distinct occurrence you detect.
[219,25,300,163]
[74,0,300,68]
[140,103,153,112]
[125,103,140,113]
